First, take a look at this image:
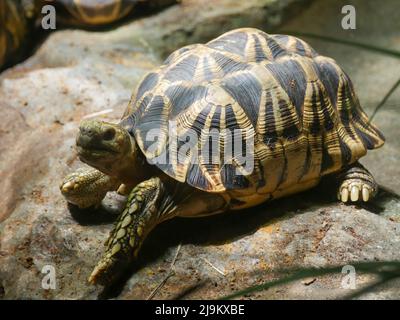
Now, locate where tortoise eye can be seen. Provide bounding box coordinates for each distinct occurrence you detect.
[103,128,116,141]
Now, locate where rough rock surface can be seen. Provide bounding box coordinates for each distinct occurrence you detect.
[1,0,399,300]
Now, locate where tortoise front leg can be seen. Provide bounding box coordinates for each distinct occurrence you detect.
[88,177,171,284]
[337,161,378,203]
[60,167,120,208]
[88,177,228,285]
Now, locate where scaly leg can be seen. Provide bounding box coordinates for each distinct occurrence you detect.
[60,167,120,208]
[337,161,378,203]
[88,176,228,285]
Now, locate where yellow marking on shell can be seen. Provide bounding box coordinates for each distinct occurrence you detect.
[196,104,225,190]
[111,243,121,256]
[172,97,210,182]
[285,36,298,54]
[136,195,143,202]
[129,238,135,248]
[192,54,204,81]
[251,31,272,61]
[244,31,256,62]
[251,68,288,193]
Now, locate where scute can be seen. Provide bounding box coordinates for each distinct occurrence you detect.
[121,28,385,193]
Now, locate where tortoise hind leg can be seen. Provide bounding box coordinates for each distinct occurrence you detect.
[337,161,378,203]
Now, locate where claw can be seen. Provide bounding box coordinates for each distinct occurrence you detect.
[341,188,349,202]
[362,186,370,202]
[350,185,359,202]
[88,253,127,285]
[88,255,113,285]
[117,184,129,195]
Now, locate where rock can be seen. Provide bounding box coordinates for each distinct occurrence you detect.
[0,0,399,300]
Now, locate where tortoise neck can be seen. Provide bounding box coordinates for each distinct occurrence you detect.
[116,139,155,185]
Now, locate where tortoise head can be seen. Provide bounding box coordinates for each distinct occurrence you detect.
[76,119,137,179]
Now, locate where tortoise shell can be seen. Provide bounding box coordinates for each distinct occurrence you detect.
[51,0,136,25]
[121,28,385,193]
[0,0,33,68]
[0,0,139,69]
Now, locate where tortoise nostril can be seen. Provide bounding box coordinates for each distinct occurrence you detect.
[103,127,116,141]
[80,127,92,136]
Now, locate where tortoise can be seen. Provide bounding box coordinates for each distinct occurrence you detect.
[49,0,175,26]
[0,0,175,69]
[60,27,385,285]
